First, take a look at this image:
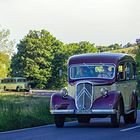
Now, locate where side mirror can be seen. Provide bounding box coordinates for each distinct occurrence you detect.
[59,69,62,77]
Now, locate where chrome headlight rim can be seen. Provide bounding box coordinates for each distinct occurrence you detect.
[60,88,68,98]
[100,87,108,97]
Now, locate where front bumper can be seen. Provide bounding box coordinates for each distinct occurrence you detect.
[50,109,116,115]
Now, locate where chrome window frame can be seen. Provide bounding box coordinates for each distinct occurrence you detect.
[69,63,116,80]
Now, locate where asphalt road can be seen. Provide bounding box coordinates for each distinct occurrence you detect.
[0,111,140,140]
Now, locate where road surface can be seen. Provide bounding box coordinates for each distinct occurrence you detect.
[0,111,140,140]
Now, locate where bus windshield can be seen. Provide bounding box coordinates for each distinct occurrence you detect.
[70,64,115,79]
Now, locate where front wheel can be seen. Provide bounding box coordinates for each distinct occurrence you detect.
[54,115,65,128]
[111,101,121,127]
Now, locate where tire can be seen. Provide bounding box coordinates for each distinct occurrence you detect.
[4,86,7,91]
[78,117,90,124]
[124,110,137,124]
[124,96,137,124]
[16,87,20,92]
[111,101,121,127]
[54,115,65,128]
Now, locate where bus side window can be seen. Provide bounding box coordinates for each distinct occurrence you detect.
[125,62,136,80]
[118,64,126,81]
[126,63,131,80]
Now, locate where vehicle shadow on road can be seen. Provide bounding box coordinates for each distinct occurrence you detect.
[64,118,127,128]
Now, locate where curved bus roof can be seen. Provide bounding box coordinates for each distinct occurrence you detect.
[68,53,135,65]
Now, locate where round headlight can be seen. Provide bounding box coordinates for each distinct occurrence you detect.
[100,87,108,97]
[60,88,68,98]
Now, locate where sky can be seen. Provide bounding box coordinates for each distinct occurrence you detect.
[0,0,140,46]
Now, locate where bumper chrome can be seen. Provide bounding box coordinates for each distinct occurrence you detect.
[50,109,116,114]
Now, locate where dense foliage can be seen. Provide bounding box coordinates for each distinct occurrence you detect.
[0,28,15,57]
[0,28,14,78]
[0,53,10,78]
[11,30,98,89]
[135,44,140,93]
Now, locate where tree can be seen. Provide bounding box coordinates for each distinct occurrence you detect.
[135,42,140,93]
[0,27,15,57]
[108,43,121,50]
[0,27,13,78]
[47,41,67,89]
[11,30,58,88]
[66,41,98,56]
[0,52,10,78]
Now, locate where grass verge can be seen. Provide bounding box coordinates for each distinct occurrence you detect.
[0,92,53,132]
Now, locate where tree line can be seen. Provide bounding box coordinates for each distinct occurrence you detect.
[0,27,140,89]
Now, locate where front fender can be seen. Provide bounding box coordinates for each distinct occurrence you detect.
[50,93,76,110]
[92,91,121,110]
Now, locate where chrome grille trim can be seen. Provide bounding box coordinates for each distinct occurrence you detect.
[75,81,94,110]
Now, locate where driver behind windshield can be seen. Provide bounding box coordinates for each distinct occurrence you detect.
[76,67,90,78]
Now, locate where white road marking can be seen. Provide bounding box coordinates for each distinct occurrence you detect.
[120,125,140,132]
[0,124,54,134]
[0,121,77,134]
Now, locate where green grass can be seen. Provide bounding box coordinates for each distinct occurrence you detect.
[0,93,53,132]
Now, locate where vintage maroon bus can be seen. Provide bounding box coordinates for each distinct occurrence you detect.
[50,53,138,127]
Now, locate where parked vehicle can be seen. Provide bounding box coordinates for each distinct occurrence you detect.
[50,53,138,127]
[0,77,30,91]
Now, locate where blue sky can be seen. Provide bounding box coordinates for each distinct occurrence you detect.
[0,0,140,46]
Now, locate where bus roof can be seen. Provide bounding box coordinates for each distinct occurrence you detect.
[68,53,135,65]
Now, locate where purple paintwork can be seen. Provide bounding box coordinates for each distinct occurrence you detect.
[51,93,76,110]
[51,91,120,111]
[91,91,120,109]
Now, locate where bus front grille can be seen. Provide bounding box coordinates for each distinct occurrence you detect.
[76,82,93,110]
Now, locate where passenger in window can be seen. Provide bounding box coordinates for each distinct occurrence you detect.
[98,66,113,78]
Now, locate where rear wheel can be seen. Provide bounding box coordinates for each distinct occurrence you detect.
[16,87,20,92]
[54,115,65,128]
[124,110,137,124]
[111,101,121,127]
[124,96,137,124]
[4,86,7,91]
